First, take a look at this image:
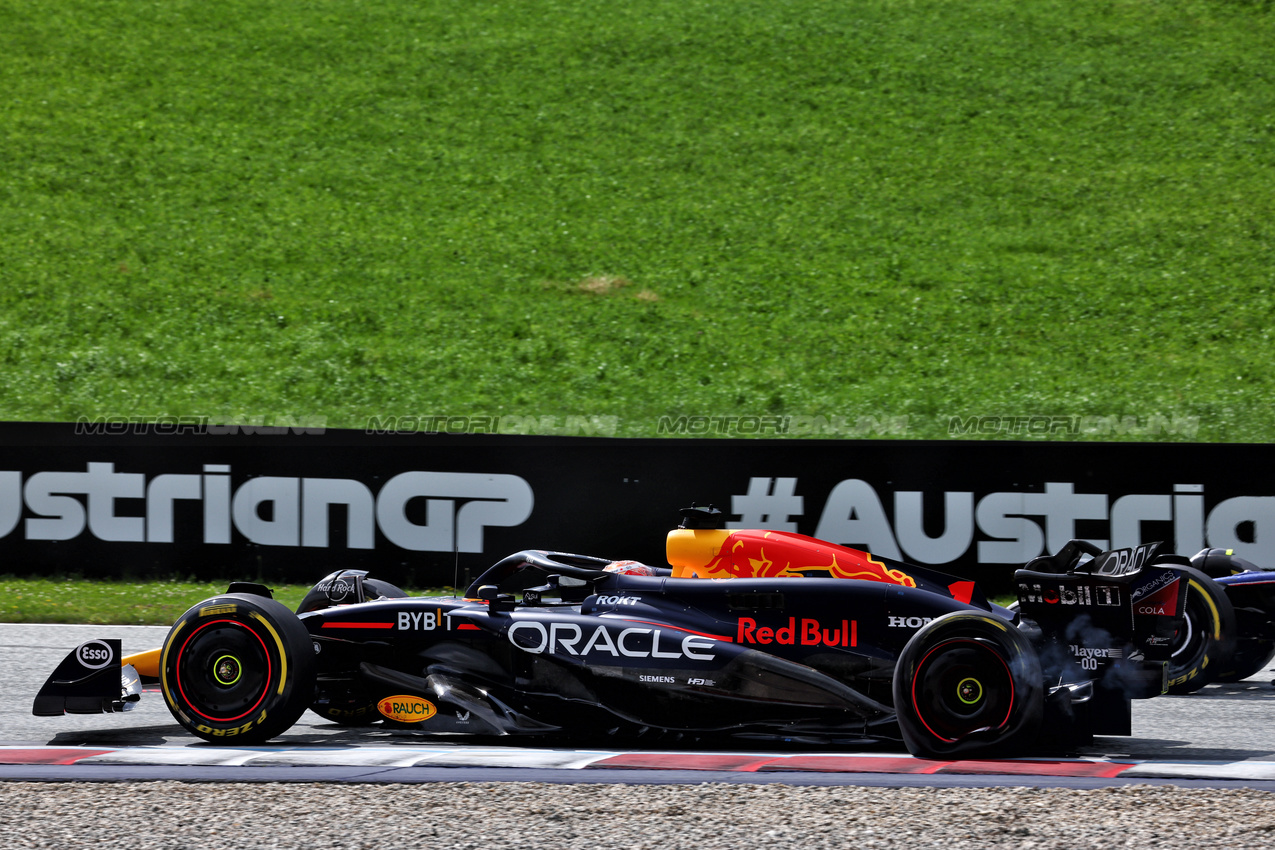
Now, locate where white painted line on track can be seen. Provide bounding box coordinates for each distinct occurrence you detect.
[243,747,457,768]
[1122,762,1275,781]
[408,748,614,769]
[79,747,268,766]
[4,744,1275,782]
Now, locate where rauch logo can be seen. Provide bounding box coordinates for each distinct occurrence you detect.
[377,695,438,723]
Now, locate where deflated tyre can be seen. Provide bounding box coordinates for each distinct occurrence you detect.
[161,593,317,744]
[893,611,1043,759]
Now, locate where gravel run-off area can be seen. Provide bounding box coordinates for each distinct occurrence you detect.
[1,781,1274,849]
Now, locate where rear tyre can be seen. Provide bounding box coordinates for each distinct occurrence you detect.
[1165,567,1237,694]
[161,594,317,744]
[894,611,1043,760]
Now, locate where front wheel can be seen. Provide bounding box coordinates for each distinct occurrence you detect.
[161,593,318,744]
[1165,567,1236,694]
[1217,639,1275,684]
[893,611,1043,759]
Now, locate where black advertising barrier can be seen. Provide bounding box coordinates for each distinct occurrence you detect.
[0,421,1273,593]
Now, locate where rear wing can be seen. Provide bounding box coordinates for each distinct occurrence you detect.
[32,639,144,716]
[1014,540,1188,697]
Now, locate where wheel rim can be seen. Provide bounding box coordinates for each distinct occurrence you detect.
[956,677,983,705]
[1170,580,1216,662]
[1169,607,1198,660]
[911,638,1014,743]
[213,655,243,685]
[174,619,273,723]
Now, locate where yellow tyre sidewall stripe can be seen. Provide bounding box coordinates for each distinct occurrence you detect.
[159,619,187,712]
[1188,578,1223,641]
[250,610,290,695]
[160,606,293,716]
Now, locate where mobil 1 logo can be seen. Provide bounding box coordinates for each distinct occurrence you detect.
[1018,582,1121,607]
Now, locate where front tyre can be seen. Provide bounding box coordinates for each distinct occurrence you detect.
[1165,567,1236,695]
[161,594,318,744]
[1217,638,1275,684]
[893,612,1043,760]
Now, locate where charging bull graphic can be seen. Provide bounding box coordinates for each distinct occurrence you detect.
[666,528,917,587]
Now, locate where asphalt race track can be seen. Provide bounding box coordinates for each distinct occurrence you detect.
[5,623,1275,789]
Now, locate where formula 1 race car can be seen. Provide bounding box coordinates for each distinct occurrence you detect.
[1164,548,1275,693]
[35,507,1189,759]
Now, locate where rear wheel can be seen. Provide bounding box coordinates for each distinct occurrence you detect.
[1216,637,1275,684]
[161,594,317,743]
[1166,568,1236,694]
[894,612,1042,759]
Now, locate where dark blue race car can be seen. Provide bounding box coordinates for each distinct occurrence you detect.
[35,507,1190,760]
[1165,548,1275,693]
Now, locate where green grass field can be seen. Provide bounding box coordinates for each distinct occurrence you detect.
[1,0,1273,442]
[0,576,314,625]
[0,576,452,625]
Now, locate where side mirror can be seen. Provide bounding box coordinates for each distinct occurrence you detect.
[477,584,513,614]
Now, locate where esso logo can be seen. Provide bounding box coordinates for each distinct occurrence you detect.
[76,640,114,670]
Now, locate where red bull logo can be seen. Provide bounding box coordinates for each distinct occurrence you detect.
[667,528,915,588]
[737,617,856,647]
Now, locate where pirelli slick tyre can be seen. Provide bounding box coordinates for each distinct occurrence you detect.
[160,594,317,744]
[1218,638,1275,684]
[893,612,1043,760]
[1165,567,1237,695]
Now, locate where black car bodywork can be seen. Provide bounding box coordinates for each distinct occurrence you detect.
[35,509,1188,759]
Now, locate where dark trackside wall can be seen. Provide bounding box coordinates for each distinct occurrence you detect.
[0,422,1270,594]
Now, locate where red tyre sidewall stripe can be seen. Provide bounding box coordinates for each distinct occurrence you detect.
[910,638,1015,744]
[175,619,274,723]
